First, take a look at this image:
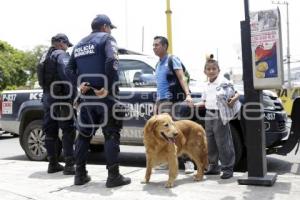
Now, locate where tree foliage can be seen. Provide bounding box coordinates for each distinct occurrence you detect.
[0,41,48,91]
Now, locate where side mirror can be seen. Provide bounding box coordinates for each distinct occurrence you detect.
[139,74,156,86]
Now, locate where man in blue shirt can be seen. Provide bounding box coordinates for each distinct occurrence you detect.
[153,36,192,105]
[152,36,194,173]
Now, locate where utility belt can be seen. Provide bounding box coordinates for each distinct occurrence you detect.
[156,98,172,104]
[43,84,67,96]
[206,109,219,113]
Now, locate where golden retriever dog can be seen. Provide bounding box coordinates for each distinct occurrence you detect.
[142,113,208,188]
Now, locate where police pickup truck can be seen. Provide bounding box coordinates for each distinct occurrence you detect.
[0,51,298,170]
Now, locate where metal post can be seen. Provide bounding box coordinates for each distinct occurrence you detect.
[237,0,277,186]
[166,0,173,54]
[286,2,291,88]
[142,26,144,52]
[125,0,128,48]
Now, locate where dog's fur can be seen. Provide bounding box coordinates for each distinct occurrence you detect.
[142,114,208,188]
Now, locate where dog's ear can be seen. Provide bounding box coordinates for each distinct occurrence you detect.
[144,115,158,135]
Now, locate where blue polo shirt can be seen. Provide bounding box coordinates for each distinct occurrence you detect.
[156,54,182,101]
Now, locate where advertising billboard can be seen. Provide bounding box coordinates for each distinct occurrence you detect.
[250,9,284,89]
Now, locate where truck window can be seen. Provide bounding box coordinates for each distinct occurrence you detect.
[292,88,300,100]
[118,60,155,87]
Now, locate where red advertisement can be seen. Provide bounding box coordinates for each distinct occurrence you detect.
[250,9,284,89]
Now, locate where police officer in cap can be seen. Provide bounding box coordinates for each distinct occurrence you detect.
[65,14,131,187]
[37,33,76,175]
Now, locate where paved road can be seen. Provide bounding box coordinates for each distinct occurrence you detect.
[0,135,300,200]
[0,135,299,174]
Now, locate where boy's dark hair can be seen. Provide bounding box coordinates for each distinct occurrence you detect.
[204,54,219,69]
[154,36,169,50]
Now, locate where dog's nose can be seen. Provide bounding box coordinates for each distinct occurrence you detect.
[173,132,178,137]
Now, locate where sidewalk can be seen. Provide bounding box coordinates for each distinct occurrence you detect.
[0,160,299,200]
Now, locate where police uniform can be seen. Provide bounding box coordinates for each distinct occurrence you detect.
[37,34,76,174]
[65,14,131,187]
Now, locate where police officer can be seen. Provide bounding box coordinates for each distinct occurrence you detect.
[65,14,131,187]
[37,33,76,175]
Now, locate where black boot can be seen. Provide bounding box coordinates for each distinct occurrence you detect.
[106,164,131,188]
[74,164,91,185]
[47,156,64,173]
[63,156,75,175]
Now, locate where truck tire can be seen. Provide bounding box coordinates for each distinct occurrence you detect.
[230,124,247,171]
[22,120,62,161]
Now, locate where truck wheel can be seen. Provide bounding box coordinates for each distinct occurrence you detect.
[22,120,62,161]
[230,124,247,171]
[89,144,104,153]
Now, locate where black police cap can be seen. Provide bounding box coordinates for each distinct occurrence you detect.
[51,33,73,47]
[91,14,117,31]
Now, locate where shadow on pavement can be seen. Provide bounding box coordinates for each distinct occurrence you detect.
[142,182,178,197]
[87,151,146,167]
[2,155,28,161]
[2,147,299,175]
[65,181,123,196]
[267,156,300,175]
[28,171,72,180]
[0,135,18,140]
[242,181,292,199]
[87,151,189,170]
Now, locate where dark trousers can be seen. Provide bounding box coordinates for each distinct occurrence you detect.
[75,100,122,168]
[205,111,235,173]
[43,93,75,158]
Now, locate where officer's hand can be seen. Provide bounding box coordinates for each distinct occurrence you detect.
[80,82,90,94]
[94,88,108,98]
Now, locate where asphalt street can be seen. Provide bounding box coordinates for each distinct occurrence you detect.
[0,135,300,200]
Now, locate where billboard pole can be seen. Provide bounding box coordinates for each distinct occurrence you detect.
[272,1,291,88]
[237,0,277,186]
[286,1,291,88]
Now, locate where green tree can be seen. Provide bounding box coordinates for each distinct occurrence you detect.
[24,45,48,87]
[0,41,47,90]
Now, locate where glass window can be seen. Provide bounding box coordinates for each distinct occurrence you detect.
[118,60,156,87]
[292,88,300,100]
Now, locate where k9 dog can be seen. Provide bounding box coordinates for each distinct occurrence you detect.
[142,114,208,188]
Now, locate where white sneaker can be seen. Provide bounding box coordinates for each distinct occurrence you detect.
[184,161,194,174]
[154,164,168,170]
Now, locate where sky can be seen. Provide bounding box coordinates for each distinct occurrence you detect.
[0,0,299,80]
